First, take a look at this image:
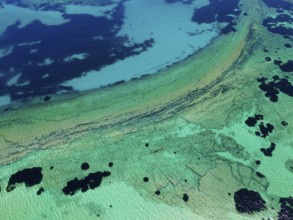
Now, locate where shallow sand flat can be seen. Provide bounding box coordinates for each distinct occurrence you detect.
[0,4,67,34]
[0,0,292,219]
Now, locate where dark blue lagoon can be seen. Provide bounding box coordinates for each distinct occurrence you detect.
[0,0,227,106]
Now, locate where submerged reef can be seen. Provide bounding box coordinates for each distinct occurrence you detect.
[192,0,241,34]
[234,188,266,214]
[62,171,111,196]
[6,167,43,192]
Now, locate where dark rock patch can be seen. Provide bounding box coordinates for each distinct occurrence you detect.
[43,95,51,102]
[245,114,274,138]
[37,187,45,195]
[279,60,293,72]
[62,171,111,196]
[258,122,275,138]
[273,75,280,81]
[255,131,261,136]
[260,142,276,157]
[281,121,288,126]
[262,0,293,11]
[234,188,266,213]
[274,59,283,66]
[262,14,293,38]
[182,193,189,202]
[81,162,90,171]
[155,190,161,195]
[245,114,264,127]
[6,167,43,192]
[191,0,241,34]
[265,57,271,62]
[257,76,293,102]
[278,197,293,220]
[256,171,265,178]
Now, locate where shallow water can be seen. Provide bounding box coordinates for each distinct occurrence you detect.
[0,0,293,219]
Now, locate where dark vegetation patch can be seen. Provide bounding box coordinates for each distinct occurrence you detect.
[265,57,272,62]
[6,167,43,192]
[191,0,241,34]
[285,43,292,48]
[281,121,288,126]
[37,187,45,195]
[255,160,261,165]
[81,162,89,171]
[262,14,293,38]
[260,142,276,157]
[62,171,111,196]
[155,190,161,195]
[279,60,293,72]
[262,0,293,11]
[43,95,51,102]
[245,114,274,138]
[143,177,149,182]
[257,76,293,102]
[274,59,283,66]
[108,162,113,167]
[256,171,265,178]
[245,114,264,127]
[255,122,275,138]
[182,193,189,202]
[234,188,266,213]
[278,197,293,220]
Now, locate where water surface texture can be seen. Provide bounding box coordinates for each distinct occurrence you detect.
[0,0,292,219]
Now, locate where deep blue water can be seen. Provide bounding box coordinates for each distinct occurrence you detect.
[0,3,154,101]
[0,0,245,105]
